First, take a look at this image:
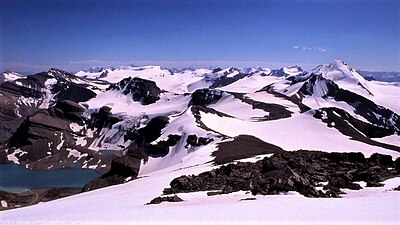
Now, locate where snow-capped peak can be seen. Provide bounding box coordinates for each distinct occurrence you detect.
[283,65,303,75]
[269,65,305,77]
[312,60,371,95]
[84,66,103,73]
[0,70,24,83]
[313,60,366,84]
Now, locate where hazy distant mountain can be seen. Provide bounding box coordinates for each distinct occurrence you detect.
[358,70,400,82]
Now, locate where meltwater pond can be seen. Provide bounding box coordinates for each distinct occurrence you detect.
[0,164,100,193]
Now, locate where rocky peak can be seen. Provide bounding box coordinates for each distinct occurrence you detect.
[107,77,162,105]
[270,66,306,77]
[189,88,223,106]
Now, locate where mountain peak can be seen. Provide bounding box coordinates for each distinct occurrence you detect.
[313,60,365,83]
[312,60,372,95]
[0,70,24,83]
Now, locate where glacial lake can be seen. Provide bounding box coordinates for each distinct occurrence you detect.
[0,164,100,193]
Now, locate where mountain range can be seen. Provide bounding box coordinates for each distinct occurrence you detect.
[0,60,399,223]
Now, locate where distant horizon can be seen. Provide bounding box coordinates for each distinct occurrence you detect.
[3,59,400,76]
[1,0,399,73]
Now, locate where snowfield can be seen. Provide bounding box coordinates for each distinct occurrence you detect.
[200,110,400,158]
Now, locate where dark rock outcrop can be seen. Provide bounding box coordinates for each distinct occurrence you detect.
[189,89,223,106]
[4,99,113,172]
[107,77,162,105]
[163,151,399,198]
[209,72,247,89]
[212,135,284,165]
[147,195,184,205]
[125,116,169,145]
[185,134,213,148]
[89,106,121,129]
[82,154,141,192]
[145,134,182,157]
[0,188,81,211]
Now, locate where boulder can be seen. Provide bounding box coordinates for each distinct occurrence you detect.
[147,195,184,205]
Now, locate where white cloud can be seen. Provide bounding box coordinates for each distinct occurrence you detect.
[293,45,330,52]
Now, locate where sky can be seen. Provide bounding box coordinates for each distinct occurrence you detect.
[0,0,399,73]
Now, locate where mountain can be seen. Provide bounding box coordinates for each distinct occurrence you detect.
[0,60,399,223]
[358,70,400,82]
[0,70,24,84]
[269,65,305,77]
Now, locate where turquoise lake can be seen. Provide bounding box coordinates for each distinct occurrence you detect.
[0,164,100,193]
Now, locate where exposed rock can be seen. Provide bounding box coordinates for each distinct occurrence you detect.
[5,99,112,172]
[82,154,141,192]
[51,81,96,103]
[163,151,400,198]
[0,188,81,211]
[212,135,284,165]
[190,89,223,106]
[209,72,247,89]
[395,158,400,172]
[369,153,393,167]
[240,197,257,201]
[107,77,162,105]
[185,134,213,148]
[145,134,182,157]
[89,106,121,129]
[147,195,184,205]
[125,116,169,145]
[82,174,126,192]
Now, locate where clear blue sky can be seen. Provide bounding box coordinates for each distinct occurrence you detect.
[0,0,399,73]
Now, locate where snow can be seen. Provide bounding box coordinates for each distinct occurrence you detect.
[85,90,190,118]
[67,148,81,158]
[270,78,305,96]
[208,93,269,120]
[314,60,370,92]
[1,71,23,82]
[283,65,303,76]
[232,153,274,163]
[39,78,58,109]
[6,148,26,164]
[200,110,400,158]
[366,81,400,113]
[70,123,83,132]
[218,73,282,93]
[0,200,8,208]
[372,135,400,147]
[56,133,65,150]
[17,96,39,107]
[76,65,211,94]
[75,136,87,146]
[246,91,300,113]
